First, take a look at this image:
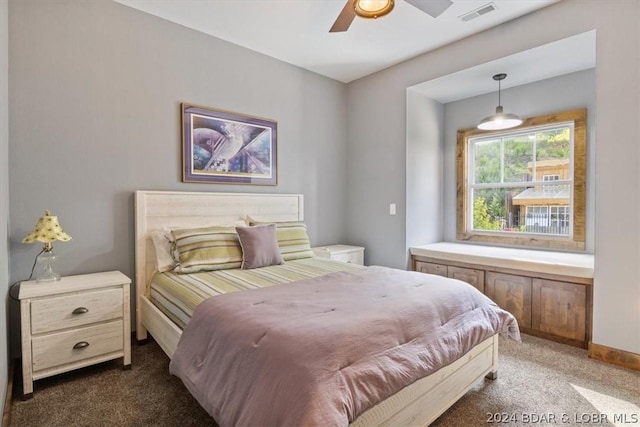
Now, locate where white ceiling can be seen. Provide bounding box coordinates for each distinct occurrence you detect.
[411,30,596,103]
[114,0,559,83]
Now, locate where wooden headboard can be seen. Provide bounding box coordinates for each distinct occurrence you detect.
[134,190,304,335]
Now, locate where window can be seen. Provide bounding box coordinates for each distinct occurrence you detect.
[550,206,570,233]
[526,206,549,230]
[456,109,586,251]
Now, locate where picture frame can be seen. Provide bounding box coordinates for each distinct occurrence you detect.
[181,103,277,185]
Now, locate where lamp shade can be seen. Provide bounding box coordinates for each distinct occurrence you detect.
[477,106,523,131]
[477,73,522,131]
[22,210,72,245]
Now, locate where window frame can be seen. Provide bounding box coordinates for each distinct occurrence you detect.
[456,108,587,251]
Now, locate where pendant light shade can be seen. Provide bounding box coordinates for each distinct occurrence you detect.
[477,73,522,131]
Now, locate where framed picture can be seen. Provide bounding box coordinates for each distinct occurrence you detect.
[181,103,277,185]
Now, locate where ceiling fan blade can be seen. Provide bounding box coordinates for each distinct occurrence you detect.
[330,0,357,33]
[404,0,453,18]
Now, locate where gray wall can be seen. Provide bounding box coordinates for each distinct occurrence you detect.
[0,0,9,408]
[442,69,596,252]
[8,0,348,351]
[406,91,443,257]
[347,0,640,354]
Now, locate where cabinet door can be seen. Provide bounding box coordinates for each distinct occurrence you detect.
[485,272,532,328]
[414,261,448,277]
[532,279,586,342]
[447,266,485,293]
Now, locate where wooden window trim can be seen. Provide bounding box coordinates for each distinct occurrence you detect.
[456,108,587,251]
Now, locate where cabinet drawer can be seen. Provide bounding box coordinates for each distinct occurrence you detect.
[31,288,123,334]
[415,261,448,277]
[447,266,485,293]
[32,320,124,372]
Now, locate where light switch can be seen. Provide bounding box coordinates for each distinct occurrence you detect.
[389,203,396,215]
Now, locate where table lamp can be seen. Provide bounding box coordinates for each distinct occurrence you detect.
[22,210,72,283]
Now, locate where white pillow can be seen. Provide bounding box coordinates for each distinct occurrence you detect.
[150,227,176,272]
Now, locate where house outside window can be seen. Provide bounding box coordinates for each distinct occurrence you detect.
[525,205,570,234]
[456,109,587,251]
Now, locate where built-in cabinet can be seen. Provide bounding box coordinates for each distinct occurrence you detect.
[485,272,532,329]
[414,261,484,293]
[412,251,592,349]
[531,278,587,342]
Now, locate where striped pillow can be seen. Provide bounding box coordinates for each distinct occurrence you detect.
[171,226,242,273]
[247,218,315,261]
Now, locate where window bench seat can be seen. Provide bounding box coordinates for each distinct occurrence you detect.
[410,242,594,348]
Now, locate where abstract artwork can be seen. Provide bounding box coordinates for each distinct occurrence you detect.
[181,103,277,185]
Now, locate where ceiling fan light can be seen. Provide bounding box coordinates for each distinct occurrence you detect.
[355,0,394,19]
[477,106,523,130]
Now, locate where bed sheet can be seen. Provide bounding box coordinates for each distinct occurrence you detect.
[149,257,364,329]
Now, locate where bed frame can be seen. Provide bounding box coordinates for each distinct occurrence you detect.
[134,190,499,426]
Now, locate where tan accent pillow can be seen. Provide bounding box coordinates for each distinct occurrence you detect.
[236,224,284,269]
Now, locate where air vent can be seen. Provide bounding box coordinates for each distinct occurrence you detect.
[459,3,496,22]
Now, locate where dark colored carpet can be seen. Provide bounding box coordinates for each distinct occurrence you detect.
[9,335,640,426]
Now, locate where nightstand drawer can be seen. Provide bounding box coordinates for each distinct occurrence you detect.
[312,245,365,266]
[332,251,364,265]
[32,320,124,372]
[31,288,123,334]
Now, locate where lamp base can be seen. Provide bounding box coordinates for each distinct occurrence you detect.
[35,249,61,283]
[36,272,61,283]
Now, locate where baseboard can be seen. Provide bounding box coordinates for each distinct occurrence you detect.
[588,342,640,371]
[1,359,14,427]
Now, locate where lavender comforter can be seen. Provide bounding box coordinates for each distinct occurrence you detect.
[169,266,520,426]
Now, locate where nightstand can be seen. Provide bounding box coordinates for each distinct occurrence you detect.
[19,270,131,398]
[312,244,365,265]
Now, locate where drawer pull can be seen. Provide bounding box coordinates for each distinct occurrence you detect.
[72,307,89,315]
[73,341,90,350]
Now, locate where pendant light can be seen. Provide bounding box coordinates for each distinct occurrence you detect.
[477,73,522,131]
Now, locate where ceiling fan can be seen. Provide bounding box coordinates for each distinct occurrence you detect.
[330,0,453,33]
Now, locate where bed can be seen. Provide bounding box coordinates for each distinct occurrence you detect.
[134,190,519,426]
